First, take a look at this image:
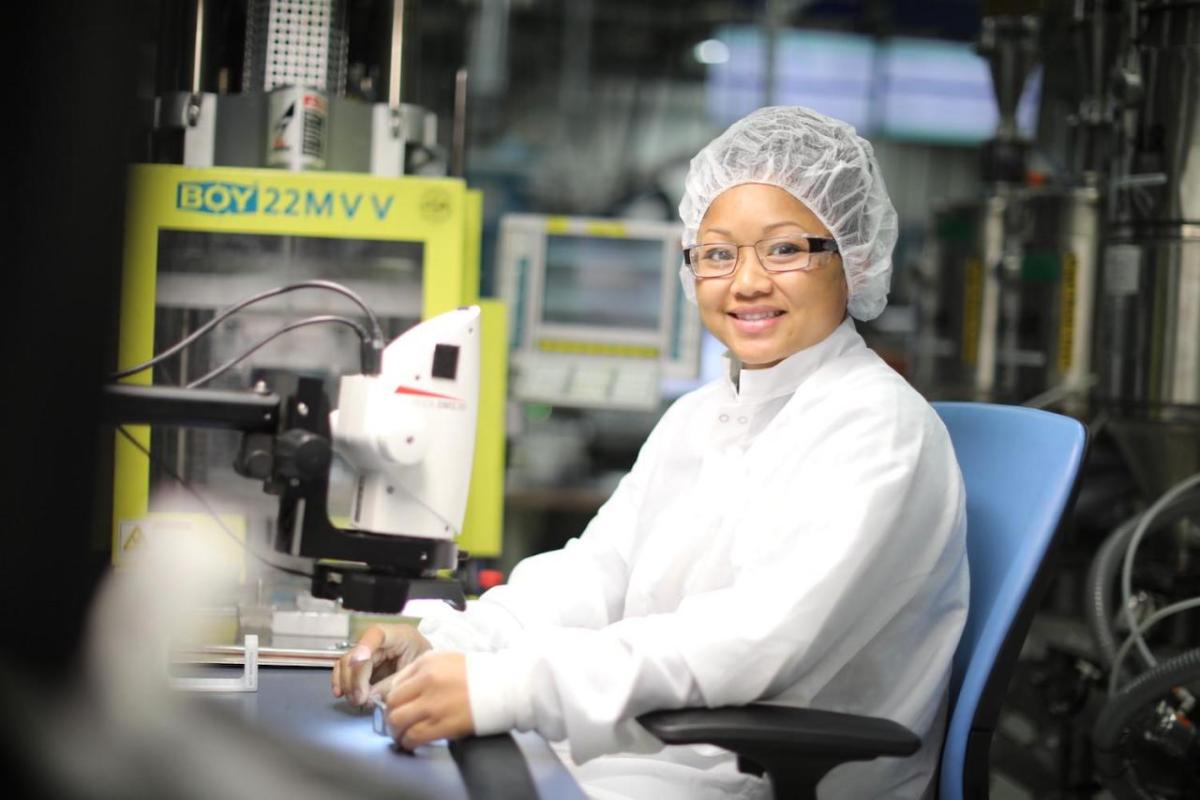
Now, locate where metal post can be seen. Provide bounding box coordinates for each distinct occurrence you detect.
[452,67,468,178]
[388,0,405,110]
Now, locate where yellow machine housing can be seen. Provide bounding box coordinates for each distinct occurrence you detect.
[114,164,505,570]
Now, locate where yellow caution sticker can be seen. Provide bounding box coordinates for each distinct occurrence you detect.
[122,525,145,554]
[542,218,629,238]
[1057,252,1078,373]
[116,514,246,581]
[537,340,660,358]
[962,257,983,366]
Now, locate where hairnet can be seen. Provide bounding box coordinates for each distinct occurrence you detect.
[678,106,898,321]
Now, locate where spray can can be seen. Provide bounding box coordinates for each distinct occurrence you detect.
[267,86,328,170]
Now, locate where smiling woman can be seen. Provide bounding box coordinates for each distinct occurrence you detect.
[334,106,968,800]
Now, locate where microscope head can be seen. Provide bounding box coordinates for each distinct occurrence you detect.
[330,306,481,541]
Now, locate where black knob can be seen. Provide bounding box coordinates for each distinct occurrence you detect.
[235,432,275,480]
[275,429,332,481]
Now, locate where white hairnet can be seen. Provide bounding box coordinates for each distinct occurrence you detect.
[678,106,898,321]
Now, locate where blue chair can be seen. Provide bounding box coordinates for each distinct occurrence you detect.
[640,402,1088,799]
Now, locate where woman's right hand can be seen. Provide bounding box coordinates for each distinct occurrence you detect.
[331,623,432,707]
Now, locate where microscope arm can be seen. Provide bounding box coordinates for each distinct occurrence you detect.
[101,384,281,432]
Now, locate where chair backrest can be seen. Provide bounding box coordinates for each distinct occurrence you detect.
[932,403,1087,800]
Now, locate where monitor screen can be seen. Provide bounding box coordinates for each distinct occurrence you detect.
[541,235,664,331]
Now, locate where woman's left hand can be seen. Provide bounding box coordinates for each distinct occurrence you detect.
[385,651,475,749]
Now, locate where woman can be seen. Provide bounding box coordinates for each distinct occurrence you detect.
[332,106,969,799]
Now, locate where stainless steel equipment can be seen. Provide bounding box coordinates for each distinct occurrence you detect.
[927,195,1007,400]
[152,0,439,176]
[923,6,1043,402]
[996,186,1101,410]
[1094,0,1200,496]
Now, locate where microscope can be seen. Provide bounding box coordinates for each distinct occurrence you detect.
[103,303,481,613]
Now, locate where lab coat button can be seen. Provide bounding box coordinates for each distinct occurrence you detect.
[737,416,748,424]
[718,414,729,423]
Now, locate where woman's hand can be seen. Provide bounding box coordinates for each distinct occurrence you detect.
[385,651,474,749]
[331,623,432,706]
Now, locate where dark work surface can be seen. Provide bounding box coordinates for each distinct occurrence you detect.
[195,666,586,800]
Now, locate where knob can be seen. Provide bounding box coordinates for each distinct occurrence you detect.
[275,429,332,481]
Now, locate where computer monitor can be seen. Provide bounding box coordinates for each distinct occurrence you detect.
[496,214,701,410]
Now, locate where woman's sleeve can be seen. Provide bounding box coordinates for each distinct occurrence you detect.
[417,401,680,654]
[461,394,966,764]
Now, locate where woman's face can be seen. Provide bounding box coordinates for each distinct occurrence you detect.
[694,183,848,369]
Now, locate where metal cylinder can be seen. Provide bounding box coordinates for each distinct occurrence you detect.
[995,187,1101,406]
[1096,0,1200,415]
[1097,228,1200,413]
[267,86,328,169]
[1094,0,1200,496]
[928,196,1007,399]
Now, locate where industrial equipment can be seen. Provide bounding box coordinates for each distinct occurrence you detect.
[922,2,1200,796]
[1093,0,1200,499]
[114,0,506,579]
[108,301,481,612]
[923,6,1126,414]
[924,0,1199,455]
[495,213,702,411]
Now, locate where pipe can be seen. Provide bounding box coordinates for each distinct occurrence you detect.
[1121,473,1200,668]
[1086,489,1200,670]
[1086,512,1142,666]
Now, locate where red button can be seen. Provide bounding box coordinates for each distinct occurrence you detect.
[478,569,505,591]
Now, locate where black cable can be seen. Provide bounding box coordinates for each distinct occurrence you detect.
[110,280,386,381]
[186,315,369,388]
[116,426,314,580]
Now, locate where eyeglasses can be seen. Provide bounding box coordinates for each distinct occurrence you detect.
[683,235,839,279]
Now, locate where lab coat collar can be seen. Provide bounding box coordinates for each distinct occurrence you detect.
[723,317,861,403]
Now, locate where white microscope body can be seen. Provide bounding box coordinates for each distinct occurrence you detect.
[331,306,481,542]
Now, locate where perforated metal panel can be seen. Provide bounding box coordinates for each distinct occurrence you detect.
[244,0,347,93]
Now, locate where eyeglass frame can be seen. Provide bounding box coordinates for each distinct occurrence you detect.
[682,235,840,279]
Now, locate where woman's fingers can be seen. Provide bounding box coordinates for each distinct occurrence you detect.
[398,717,445,751]
[387,701,430,747]
[330,657,343,697]
[330,624,434,705]
[369,671,400,702]
[330,625,384,704]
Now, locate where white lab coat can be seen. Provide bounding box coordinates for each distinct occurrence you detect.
[419,318,969,799]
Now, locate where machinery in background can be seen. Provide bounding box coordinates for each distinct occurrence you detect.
[919,2,1200,797]
[495,214,703,412]
[1093,1,1200,501]
[922,0,1198,481]
[921,2,1102,413]
[154,0,439,176]
[115,0,508,581]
